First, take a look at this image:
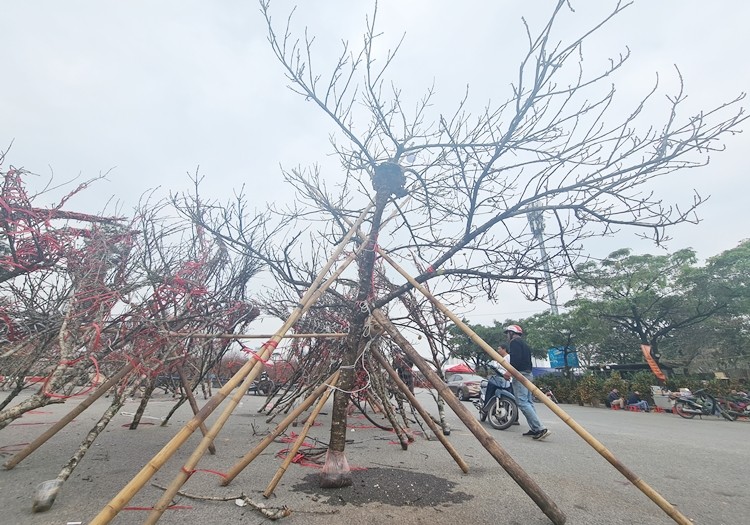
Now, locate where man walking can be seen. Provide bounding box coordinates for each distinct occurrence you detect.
[501,324,550,440]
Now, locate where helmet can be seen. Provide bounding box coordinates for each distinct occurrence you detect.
[504,324,523,335]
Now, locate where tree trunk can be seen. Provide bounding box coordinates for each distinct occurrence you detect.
[369,355,410,448]
[160,396,188,426]
[0,374,27,412]
[32,382,137,512]
[0,314,80,429]
[320,190,390,488]
[176,364,216,454]
[320,361,357,487]
[435,394,451,435]
[128,379,156,430]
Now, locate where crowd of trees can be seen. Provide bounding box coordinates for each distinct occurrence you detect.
[0,165,263,423]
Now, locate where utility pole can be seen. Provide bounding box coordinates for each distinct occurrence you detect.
[527,210,559,315]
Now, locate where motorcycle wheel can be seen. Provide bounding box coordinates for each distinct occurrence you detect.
[488,398,518,430]
[674,402,695,419]
[258,379,275,396]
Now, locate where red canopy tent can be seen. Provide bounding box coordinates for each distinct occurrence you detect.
[444,362,475,374]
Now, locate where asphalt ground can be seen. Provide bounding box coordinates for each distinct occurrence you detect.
[0,388,747,525]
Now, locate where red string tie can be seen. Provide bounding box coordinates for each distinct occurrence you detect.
[194,468,227,478]
[241,345,269,364]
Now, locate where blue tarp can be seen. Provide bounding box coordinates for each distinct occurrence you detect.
[547,347,580,368]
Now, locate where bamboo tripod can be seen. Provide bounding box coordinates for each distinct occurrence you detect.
[217,344,473,489]
[217,311,564,523]
[123,191,565,525]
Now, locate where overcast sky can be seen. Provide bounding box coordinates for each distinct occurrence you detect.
[2,0,748,326]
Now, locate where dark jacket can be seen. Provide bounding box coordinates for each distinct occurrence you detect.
[627,392,642,405]
[508,337,533,373]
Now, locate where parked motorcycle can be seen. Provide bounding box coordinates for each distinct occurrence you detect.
[672,389,735,421]
[722,394,750,419]
[246,372,275,396]
[472,373,519,430]
[535,386,558,404]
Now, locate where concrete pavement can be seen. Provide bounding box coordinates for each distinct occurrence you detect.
[0,389,747,524]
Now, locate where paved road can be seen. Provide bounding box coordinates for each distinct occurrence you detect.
[0,389,747,524]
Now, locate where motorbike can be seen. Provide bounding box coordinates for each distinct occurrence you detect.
[535,386,558,404]
[672,389,735,421]
[722,394,750,419]
[246,372,275,396]
[472,373,519,430]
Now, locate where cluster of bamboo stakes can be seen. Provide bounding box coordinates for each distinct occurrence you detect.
[2,203,693,525]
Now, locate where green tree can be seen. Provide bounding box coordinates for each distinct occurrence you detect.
[447,320,505,373]
[522,307,635,373]
[569,248,726,367]
[523,311,578,378]
[703,239,750,314]
[447,318,553,373]
[663,240,750,371]
[564,299,644,364]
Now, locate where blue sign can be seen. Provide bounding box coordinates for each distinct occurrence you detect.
[547,347,580,368]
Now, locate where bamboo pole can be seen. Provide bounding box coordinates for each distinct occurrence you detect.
[377,249,692,525]
[4,361,135,470]
[220,370,340,486]
[89,204,371,525]
[262,372,338,498]
[373,309,566,525]
[143,356,268,524]
[176,363,215,455]
[369,347,469,474]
